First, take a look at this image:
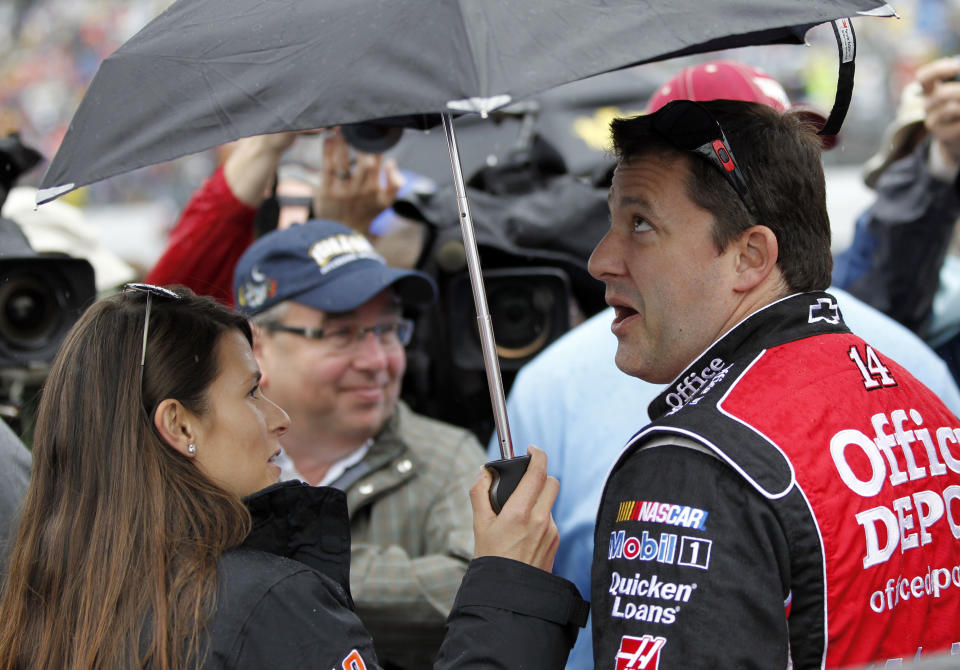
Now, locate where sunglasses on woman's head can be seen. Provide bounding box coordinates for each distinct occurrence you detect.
[648,100,756,218]
[123,283,181,418]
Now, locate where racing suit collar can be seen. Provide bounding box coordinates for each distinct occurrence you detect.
[647,291,849,421]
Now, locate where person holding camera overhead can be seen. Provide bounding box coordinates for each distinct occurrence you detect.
[0,285,585,669]
[146,128,412,306]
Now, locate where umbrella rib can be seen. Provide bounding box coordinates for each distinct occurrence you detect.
[451,0,488,100]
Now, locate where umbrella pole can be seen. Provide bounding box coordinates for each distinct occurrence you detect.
[441,113,515,460]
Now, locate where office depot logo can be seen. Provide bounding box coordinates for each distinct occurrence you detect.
[616,635,666,669]
[829,407,960,567]
[664,358,728,411]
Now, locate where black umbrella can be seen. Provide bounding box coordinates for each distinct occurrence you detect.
[384,70,663,185]
[37,0,895,471]
[38,1,895,200]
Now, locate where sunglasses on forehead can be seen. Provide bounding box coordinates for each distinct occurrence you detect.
[123,283,181,420]
[648,100,756,218]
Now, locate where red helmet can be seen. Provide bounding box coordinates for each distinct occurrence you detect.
[647,61,836,150]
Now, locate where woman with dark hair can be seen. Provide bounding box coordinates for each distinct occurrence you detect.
[0,286,584,670]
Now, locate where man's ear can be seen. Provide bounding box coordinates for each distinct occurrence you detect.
[732,225,780,292]
[153,398,198,458]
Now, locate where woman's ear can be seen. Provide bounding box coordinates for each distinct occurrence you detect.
[153,398,198,458]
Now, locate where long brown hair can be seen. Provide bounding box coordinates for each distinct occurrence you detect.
[0,287,254,669]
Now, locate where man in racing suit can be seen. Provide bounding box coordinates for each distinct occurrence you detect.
[588,99,960,668]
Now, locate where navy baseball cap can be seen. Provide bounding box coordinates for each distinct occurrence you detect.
[233,219,437,315]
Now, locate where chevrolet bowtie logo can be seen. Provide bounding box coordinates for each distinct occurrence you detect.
[808,297,840,325]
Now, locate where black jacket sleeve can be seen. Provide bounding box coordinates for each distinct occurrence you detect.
[848,139,960,335]
[436,556,589,670]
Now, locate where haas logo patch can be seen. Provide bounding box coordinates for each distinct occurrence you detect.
[615,635,666,669]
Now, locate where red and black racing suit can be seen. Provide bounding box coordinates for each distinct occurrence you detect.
[592,292,960,669]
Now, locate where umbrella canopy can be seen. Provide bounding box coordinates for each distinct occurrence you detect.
[35,0,896,461]
[38,0,894,202]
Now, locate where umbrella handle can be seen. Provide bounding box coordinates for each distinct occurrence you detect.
[485,454,531,513]
[441,113,515,460]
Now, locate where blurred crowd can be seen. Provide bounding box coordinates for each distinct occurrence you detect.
[0,0,215,206]
[4,1,960,668]
[3,0,960,211]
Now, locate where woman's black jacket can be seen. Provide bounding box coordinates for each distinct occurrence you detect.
[203,481,588,669]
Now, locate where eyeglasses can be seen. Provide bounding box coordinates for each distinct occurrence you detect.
[264,318,414,352]
[649,100,756,217]
[123,283,180,418]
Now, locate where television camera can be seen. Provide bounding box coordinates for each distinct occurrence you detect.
[0,134,96,435]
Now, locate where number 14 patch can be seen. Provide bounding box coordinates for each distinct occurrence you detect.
[848,344,897,391]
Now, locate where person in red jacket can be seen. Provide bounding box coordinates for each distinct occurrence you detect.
[147,129,404,305]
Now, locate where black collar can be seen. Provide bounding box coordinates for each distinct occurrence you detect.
[648,292,848,421]
[241,481,352,591]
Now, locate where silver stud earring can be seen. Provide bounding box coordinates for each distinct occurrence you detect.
[187,443,197,455]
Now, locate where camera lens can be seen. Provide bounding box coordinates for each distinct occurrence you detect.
[341,123,404,153]
[0,276,61,350]
[447,267,571,371]
[489,283,553,359]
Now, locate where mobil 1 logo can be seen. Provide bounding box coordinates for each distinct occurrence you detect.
[609,530,712,570]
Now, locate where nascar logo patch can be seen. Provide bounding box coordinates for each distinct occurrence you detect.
[616,500,708,530]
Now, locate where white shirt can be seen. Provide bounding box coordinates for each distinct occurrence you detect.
[276,440,372,487]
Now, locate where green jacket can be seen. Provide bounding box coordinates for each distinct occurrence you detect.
[343,401,484,669]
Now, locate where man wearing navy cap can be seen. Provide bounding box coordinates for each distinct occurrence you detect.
[234,219,484,670]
